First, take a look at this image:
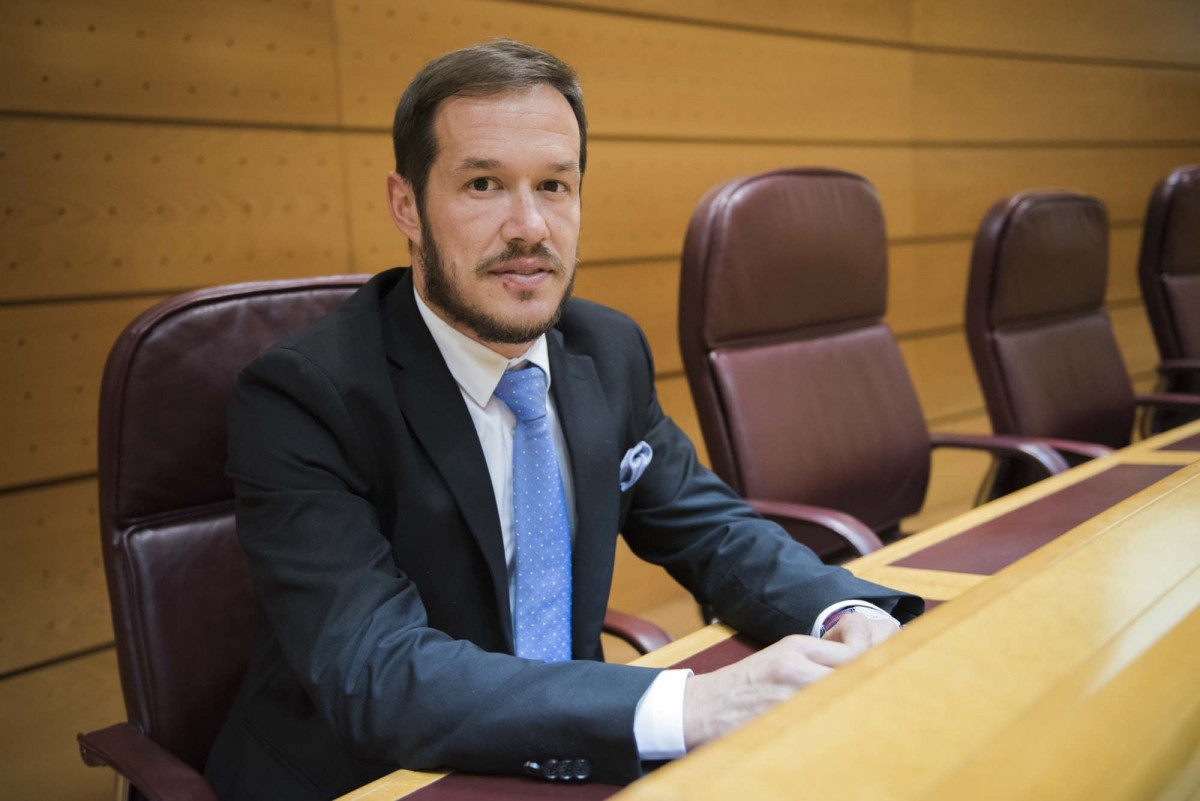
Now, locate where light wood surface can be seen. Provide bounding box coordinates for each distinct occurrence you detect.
[1107,226,1149,302]
[619,454,1200,801]
[850,564,985,601]
[0,295,164,489]
[654,376,707,468]
[571,260,682,370]
[911,146,1200,234]
[921,573,1200,801]
[911,0,1200,66]
[0,648,125,801]
[607,539,693,616]
[547,0,913,44]
[0,0,339,124]
[905,412,994,530]
[897,329,981,421]
[0,477,108,675]
[0,117,350,302]
[1111,302,1160,375]
[333,0,915,137]
[341,769,453,801]
[602,596,707,669]
[913,52,1200,142]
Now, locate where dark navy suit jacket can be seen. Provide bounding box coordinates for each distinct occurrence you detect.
[204,268,922,799]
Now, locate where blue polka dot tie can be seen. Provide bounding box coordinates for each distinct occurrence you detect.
[493,366,572,663]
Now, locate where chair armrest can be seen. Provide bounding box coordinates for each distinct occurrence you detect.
[1135,392,1200,409]
[78,723,218,801]
[1012,437,1113,461]
[602,609,673,655]
[1157,359,1200,375]
[928,432,1070,479]
[744,498,883,556]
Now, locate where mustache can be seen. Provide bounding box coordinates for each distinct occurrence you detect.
[474,242,565,275]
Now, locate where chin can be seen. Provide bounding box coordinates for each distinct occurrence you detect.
[503,309,558,332]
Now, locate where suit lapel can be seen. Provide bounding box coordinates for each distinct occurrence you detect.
[381,274,514,650]
[547,330,621,658]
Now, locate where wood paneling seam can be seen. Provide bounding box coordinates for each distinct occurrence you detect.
[4,112,1199,149]
[0,471,98,498]
[0,641,115,684]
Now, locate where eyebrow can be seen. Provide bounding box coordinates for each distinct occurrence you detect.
[453,157,580,174]
[455,157,501,172]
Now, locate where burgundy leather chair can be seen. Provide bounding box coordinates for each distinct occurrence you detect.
[77,276,670,801]
[1139,165,1200,431]
[966,190,1200,494]
[680,168,1070,561]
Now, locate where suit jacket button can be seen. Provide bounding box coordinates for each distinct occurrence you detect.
[545,758,560,780]
[573,758,591,780]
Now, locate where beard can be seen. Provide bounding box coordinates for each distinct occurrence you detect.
[418,218,577,345]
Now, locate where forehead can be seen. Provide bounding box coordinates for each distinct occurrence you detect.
[432,85,580,169]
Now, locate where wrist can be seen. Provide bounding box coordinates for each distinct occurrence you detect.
[817,607,858,638]
[817,603,899,639]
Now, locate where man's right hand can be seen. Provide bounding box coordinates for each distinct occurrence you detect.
[682,635,859,751]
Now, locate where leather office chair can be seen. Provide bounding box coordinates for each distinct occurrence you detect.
[680,168,1070,562]
[966,190,1200,496]
[1139,165,1200,431]
[77,276,671,801]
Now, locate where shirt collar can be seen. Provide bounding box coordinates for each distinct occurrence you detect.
[413,286,552,409]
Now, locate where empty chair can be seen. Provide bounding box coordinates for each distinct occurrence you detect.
[1139,165,1200,430]
[680,167,1069,562]
[966,190,1200,494]
[77,276,669,801]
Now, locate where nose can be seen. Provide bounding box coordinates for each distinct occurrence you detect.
[500,185,550,245]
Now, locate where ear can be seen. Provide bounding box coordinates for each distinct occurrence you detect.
[386,172,422,246]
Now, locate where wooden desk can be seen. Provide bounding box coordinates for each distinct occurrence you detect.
[340,420,1200,801]
[847,418,1200,605]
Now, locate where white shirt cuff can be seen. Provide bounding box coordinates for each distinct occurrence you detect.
[632,669,692,761]
[810,599,900,637]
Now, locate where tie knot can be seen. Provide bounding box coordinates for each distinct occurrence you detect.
[493,365,548,422]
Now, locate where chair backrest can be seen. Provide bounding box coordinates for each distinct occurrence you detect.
[966,191,1134,449]
[680,168,931,545]
[1139,164,1200,387]
[97,275,369,772]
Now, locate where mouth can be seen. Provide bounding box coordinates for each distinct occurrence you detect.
[484,256,562,291]
[488,257,556,276]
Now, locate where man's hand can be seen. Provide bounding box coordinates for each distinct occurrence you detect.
[820,611,900,652]
[682,635,857,750]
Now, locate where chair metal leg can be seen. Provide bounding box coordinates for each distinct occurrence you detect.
[113,771,131,801]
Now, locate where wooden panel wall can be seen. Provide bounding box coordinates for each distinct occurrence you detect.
[3,1,1198,797]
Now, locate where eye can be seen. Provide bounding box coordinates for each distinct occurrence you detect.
[542,180,569,193]
[468,177,497,192]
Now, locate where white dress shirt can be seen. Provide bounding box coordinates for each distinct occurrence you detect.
[413,289,895,762]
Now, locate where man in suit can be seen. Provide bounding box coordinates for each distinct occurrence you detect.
[205,39,922,800]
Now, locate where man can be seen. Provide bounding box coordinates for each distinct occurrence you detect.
[205,39,922,800]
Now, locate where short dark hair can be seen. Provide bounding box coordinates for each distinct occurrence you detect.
[392,39,587,211]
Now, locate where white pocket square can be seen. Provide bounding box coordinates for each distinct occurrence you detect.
[619,441,653,492]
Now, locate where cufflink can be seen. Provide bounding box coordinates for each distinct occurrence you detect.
[523,757,591,781]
